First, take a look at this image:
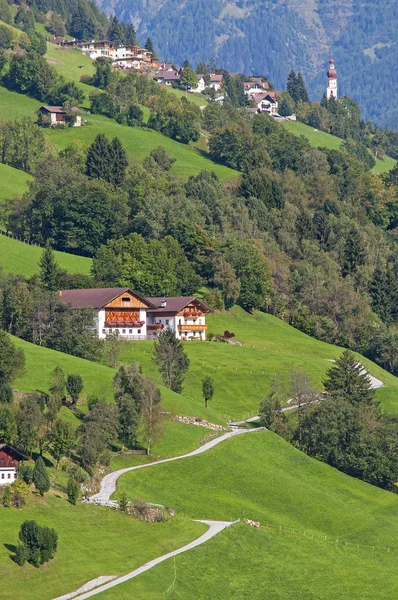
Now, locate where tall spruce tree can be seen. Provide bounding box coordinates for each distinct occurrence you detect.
[32,456,50,496]
[154,328,190,393]
[144,37,155,55]
[287,70,299,103]
[369,267,397,323]
[323,349,375,406]
[86,133,111,181]
[296,72,309,102]
[341,226,365,277]
[39,242,60,291]
[108,137,128,187]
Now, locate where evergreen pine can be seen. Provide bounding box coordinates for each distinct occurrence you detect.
[32,456,50,496]
[341,226,365,277]
[119,492,129,512]
[296,72,309,102]
[39,242,60,291]
[108,137,129,187]
[369,267,398,323]
[286,70,299,103]
[125,23,137,46]
[154,328,190,393]
[323,349,375,406]
[86,134,111,182]
[279,97,292,117]
[144,37,155,54]
[67,478,79,505]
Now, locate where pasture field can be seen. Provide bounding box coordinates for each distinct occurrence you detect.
[46,113,237,180]
[281,120,396,174]
[0,495,205,600]
[104,431,398,599]
[0,235,92,278]
[0,163,31,203]
[121,307,398,420]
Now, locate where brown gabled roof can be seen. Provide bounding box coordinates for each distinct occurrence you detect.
[59,288,156,310]
[0,444,29,461]
[41,106,66,114]
[210,74,223,82]
[147,296,213,314]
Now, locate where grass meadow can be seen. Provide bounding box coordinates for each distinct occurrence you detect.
[121,307,398,420]
[0,235,92,278]
[103,431,398,599]
[281,120,396,174]
[0,495,205,600]
[0,163,31,204]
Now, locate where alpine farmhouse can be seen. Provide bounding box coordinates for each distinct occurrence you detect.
[58,288,212,340]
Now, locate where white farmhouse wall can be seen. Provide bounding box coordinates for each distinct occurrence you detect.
[0,468,16,484]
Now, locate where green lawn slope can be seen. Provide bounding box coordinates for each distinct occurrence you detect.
[0,163,31,203]
[281,120,396,174]
[121,307,398,420]
[0,495,205,600]
[105,431,398,599]
[0,235,92,277]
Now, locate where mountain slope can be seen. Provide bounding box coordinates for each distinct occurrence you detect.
[97,0,398,128]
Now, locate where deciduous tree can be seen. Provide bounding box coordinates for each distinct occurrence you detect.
[154,328,190,393]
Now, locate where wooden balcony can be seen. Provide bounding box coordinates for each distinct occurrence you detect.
[178,324,208,331]
[147,323,164,331]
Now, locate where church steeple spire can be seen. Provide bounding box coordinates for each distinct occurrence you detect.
[326,56,338,99]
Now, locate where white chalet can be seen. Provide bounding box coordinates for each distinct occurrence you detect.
[255,92,278,115]
[58,288,211,340]
[0,444,28,485]
[188,75,206,93]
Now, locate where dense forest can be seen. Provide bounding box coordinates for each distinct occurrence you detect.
[95,0,398,129]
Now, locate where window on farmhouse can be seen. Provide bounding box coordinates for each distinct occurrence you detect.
[122,297,130,302]
[138,329,141,334]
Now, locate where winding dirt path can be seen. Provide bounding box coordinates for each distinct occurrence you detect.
[53,428,263,600]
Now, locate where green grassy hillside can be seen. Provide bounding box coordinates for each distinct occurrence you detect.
[0,164,31,204]
[45,114,236,180]
[281,120,396,174]
[104,431,398,599]
[121,307,398,420]
[0,495,205,600]
[0,235,92,277]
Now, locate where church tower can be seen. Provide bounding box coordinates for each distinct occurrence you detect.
[326,57,338,100]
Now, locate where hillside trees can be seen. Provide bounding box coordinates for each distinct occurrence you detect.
[154,327,190,393]
[32,456,50,495]
[17,520,57,567]
[148,99,201,144]
[0,118,45,173]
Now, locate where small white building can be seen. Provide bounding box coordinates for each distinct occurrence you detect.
[154,70,181,86]
[58,288,212,340]
[243,81,269,97]
[188,75,206,93]
[80,40,116,60]
[255,92,278,115]
[39,106,82,127]
[209,74,223,91]
[0,444,28,485]
[147,296,212,340]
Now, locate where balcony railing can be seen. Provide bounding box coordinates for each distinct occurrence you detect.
[177,324,208,331]
[105,321,145,328]
[147,324,164,331]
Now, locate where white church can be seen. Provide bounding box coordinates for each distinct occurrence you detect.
[326,57,338,99]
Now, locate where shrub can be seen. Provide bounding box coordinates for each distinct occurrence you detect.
[67,478,79,505]
[32,456,50,496]
[18,462,34,485]
[18,520,58,567]
[14,544,29,566]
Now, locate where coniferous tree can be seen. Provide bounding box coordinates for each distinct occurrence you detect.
[369,267,397,323]
[287,70,299,103]
[154,328,190,393]
[86,133,111,181]
[113,363,144,448]
[32,456,50,496]
[279,97,292,117]
[108,137,128,187]
[67,478,79,505]
[144,37,155,54]
[125,23,137,46]
[296,72,309,102]
[341,226,365,277]
[66,374,83,404]
[39,242,60,291]
[323,349,375,406]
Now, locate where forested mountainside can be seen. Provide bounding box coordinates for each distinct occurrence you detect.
[95,0,398,129]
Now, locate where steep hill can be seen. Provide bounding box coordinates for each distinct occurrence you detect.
[102,431,398,599]
[97,0,398,128]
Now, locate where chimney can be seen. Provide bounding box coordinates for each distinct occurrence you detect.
[161,298,167,308]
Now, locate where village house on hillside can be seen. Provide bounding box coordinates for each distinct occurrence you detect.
[243,80,269,97]
[253,91,278,115]
[0,444,27,485]
[58,288,211,341]
[38,105,82,127]
[63,39,158,71]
